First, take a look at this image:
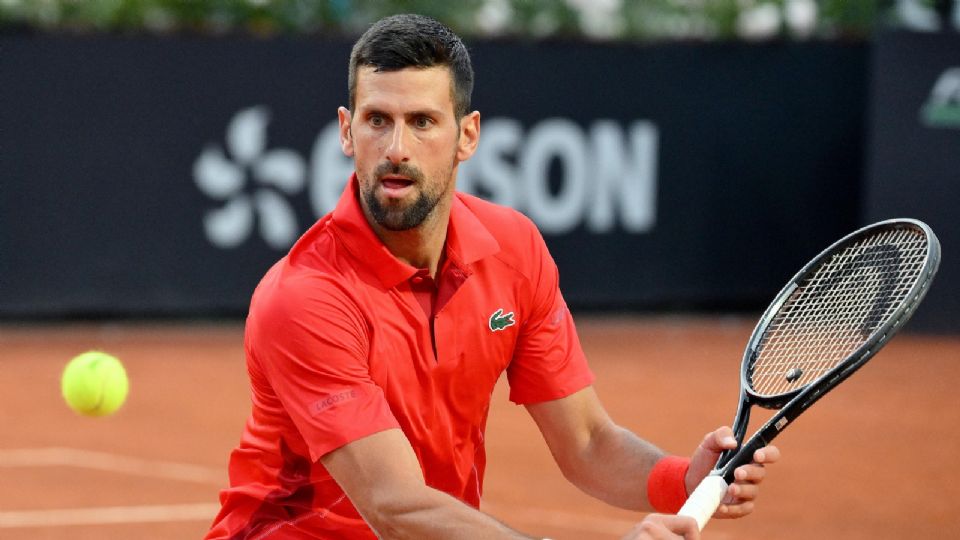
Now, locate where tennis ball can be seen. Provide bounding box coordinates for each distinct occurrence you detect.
[61,351,129,417]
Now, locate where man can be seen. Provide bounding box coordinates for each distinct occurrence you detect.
[207,14,779,540]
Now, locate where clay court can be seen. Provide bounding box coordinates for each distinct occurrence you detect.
[1,316,957,539]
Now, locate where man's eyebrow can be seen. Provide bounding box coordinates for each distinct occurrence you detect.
[357,105,387,116]
[405,108,446,118]
[357,102,446,116]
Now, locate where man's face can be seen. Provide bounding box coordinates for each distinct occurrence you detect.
[339,66,477,231]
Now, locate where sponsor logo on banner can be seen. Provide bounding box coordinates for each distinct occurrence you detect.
[196,108,660,249]
[194,107,306,249]
[921,67,960,129]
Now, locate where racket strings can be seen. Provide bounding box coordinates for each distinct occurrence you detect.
[748,227,929,397]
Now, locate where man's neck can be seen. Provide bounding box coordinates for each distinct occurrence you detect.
[369,198,452,278]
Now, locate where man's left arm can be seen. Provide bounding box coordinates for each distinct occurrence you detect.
[524,385,780,518]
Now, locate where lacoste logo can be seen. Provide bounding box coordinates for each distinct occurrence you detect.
[310,389,359,416]
[194,106,306,249]
[921,67,960,129]
[488,308,516,332]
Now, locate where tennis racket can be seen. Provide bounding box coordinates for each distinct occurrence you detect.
[677,218,941,530]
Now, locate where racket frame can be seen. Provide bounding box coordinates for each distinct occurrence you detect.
[679,219,940,531]
[714,218,940,481]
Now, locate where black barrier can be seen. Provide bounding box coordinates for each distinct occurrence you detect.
[0,35,867,318]
[865,31,960,333]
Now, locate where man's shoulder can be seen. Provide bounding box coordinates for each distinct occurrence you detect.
[455,191,542,248]
[248,227,363,331]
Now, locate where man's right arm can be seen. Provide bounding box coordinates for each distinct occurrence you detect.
[322,427,700,540]
[320,428,537,540]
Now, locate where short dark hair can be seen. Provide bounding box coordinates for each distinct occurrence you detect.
[348,14,474,118]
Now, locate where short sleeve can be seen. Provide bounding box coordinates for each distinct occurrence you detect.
[506,224,594,404]
[247,272,400,462]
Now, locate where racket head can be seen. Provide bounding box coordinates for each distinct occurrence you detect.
[740,218,940,408]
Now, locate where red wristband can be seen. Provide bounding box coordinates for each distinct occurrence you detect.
[647,455,690,514]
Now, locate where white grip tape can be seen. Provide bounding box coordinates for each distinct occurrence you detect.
[677,475,729,531]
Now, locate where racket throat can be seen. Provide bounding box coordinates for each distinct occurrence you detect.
[717,397,752,471]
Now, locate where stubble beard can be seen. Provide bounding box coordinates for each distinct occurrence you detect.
[362,160,454,231]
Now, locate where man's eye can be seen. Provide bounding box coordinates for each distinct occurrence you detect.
[369,115,384,127]
[415,117,431,128]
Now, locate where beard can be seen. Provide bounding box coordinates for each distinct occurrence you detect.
[361,161,451,231]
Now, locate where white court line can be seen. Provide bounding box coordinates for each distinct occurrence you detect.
[0,503,221,528]
[0,447,730,537]
[0,447,223,485]
[0,447,222,528]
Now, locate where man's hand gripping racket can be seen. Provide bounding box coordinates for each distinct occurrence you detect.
[678,218,941,531]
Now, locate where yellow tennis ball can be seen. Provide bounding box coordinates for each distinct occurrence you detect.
[61,351,129,417]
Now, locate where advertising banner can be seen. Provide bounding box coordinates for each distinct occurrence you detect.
[0,35,867,317]
[865,31,960,332]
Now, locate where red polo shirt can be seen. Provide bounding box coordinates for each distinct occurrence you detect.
[207,175,594,539]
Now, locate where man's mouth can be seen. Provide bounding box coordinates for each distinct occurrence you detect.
[380,175,415,197]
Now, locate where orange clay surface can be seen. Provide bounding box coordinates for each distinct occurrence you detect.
[0,316,957,539]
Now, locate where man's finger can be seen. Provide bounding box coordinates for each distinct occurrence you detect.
[753,444,781,464]
[698,427,737,453]
[716,500,755,519]
[733,463,767,483]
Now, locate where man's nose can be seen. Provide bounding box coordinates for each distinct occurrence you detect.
[385,123,410,164]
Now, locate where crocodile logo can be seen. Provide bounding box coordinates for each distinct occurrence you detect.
[488,308,516,332]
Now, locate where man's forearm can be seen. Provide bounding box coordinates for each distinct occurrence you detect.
[360,484,539,540]
[323,430,545,539]
[556,422,665,511]
[525,388,669,512]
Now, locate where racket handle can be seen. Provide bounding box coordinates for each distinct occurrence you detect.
[677,475,728,531]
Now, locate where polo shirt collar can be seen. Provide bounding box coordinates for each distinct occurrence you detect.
[331,174,500,290]
[446,192,500,266]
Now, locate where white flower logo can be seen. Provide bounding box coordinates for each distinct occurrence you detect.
[194,106,305,249]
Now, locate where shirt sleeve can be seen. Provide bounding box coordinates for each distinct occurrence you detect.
[247,270,400,462]
[506,221,595,404]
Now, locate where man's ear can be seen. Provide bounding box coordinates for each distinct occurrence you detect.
[338,106,355,157]
[456,111,481,162]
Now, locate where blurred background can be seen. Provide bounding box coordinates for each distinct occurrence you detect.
[1,1,959,539]
[0,0,957,330]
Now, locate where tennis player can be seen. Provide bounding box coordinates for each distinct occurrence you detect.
[206,14,779,540]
